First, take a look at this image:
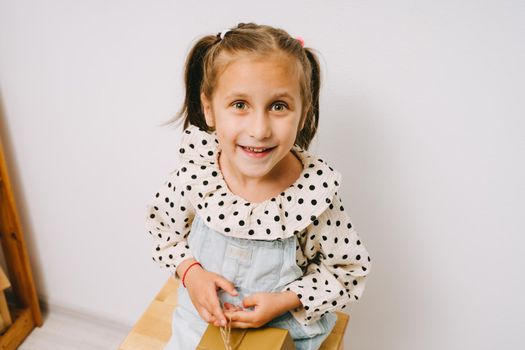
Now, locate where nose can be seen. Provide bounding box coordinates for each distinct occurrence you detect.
[248,110,271,140]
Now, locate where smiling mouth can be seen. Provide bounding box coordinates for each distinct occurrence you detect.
[241,146,274,153]
[239,145,276,156]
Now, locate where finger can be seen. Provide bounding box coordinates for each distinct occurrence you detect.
[223,309,234,320]
[223,302,235,310]
[198,307,213,323]
[213,308,227,326]
[223,303,243,313]
[204,311,221,327]
[209,315,217,322]
[242,294,258,308]
[208,299,227,326]
[229,321,253,329]
[229,310,256,323]
[215,276,238,296]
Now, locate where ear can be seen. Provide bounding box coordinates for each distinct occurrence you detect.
[200,92,215,128]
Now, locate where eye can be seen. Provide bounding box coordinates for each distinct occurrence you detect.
[232,101,247,110]
[271,102,288,112]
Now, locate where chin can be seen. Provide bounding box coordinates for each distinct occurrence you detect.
[238,165,274,179]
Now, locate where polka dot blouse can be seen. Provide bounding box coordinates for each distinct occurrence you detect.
[146,125,371,326]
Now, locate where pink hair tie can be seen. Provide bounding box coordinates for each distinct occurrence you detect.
[295,36,305,47]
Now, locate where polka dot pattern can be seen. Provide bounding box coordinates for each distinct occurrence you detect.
[145,169,195,275]
[146,125,371,326]
[177,125,343,242]
[282,194,371,325]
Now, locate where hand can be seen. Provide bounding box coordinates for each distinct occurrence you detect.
[183,266,238,327]
[226,292,297,328]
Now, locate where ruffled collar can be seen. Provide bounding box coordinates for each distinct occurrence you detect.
[176,125,342,240]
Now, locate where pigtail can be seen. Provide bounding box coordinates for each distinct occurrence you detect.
[174,35,218,130]
[166,23,322,149]
[297,48,321,150]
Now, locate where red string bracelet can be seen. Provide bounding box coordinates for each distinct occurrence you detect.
[182,262,203,288]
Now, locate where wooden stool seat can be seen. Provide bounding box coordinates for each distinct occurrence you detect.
[120,278,349,350]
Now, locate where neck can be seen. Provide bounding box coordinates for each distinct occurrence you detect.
[218,151,303,203]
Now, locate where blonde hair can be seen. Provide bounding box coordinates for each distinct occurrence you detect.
[173,22,321,150]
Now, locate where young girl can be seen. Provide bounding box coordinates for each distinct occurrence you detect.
[146,23,371,350]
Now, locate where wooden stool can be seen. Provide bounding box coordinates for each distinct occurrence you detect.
[120,278,349,350]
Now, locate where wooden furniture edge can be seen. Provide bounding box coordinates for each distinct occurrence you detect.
[0,135,43,348]
[120,277,351,350]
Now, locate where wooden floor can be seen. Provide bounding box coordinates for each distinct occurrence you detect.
[17,305,130,350]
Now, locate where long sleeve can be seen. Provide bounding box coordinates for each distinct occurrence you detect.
[282,193,371,325]
[145,167,195,276]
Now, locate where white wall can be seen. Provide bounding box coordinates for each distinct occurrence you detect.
[1,0,523,349]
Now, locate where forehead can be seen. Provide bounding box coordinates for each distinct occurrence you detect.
[212,52,302,97]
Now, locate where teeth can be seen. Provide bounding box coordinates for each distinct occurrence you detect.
[244,146,268,153]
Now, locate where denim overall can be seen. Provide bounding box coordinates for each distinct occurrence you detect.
[166,216,337,350]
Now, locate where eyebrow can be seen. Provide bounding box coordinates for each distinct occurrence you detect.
[223,92,295,101]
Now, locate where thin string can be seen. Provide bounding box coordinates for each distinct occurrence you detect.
[219,313,232,350]
[219,312,245,350]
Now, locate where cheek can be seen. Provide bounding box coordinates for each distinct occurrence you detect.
[216,128,237,148]
[275,126,300,147]
[282,115,303,134]
[216,119,236,141]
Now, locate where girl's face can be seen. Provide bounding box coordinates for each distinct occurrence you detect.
[201,52,304,184]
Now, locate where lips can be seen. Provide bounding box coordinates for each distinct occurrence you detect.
[239,145,275,157]
[242,146,272,153]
